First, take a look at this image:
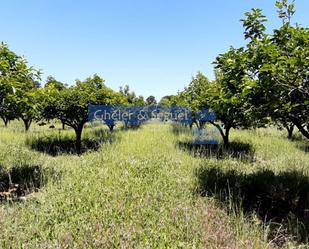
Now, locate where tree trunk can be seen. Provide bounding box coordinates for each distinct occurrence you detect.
[223,126,230,146]
[286,124,294,139]
[108,124,115,131]
[295,124,309,140]
[61,120,65,130]
[74,126,83,154]
[22,119,32,132]
[208,121,231,146]
[290,117,309,140]
[1,116,8,127]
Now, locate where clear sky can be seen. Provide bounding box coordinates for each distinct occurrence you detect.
[1,0,309,100]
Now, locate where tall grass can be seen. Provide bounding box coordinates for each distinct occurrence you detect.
[0,121,308,248]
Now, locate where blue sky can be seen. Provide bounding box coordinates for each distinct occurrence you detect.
[1,0,309,100]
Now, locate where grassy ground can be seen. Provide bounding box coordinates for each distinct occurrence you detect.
[0,121,308,248]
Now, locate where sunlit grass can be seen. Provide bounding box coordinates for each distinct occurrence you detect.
[0,121,308,248]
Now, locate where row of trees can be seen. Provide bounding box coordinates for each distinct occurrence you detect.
[1,1,307,148]
[0,43,158,152]
[167,0,308,145]
[0,43,41,130]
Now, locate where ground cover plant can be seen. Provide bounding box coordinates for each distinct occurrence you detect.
[1,0,309,248]
[0,121,308,248]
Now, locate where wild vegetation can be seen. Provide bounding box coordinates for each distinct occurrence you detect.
[169,0,309,145]
[0,0,309,248]
[0,122,308,248]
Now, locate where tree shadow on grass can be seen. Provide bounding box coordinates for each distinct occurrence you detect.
[27,129,117,156]
[195,167,309,245]
[0,164,54,202]
[177,141,255,162]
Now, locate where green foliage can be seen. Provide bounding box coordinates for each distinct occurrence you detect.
[44,76,67,91]
[172,72,212,129]
[241,8,267,40]
[0,43,20,125]
[1,1,309,247]
[119,84,145,105]
[182,72,211,113]
[276,0,295,24]
[40,77,66,122]
[175,68,253,144]
[146,95,157,105]
[173,0,308,144]
[41,74,127,153]
[158,95,175,106]
[241,0,309,140]
[0,42,41,131]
